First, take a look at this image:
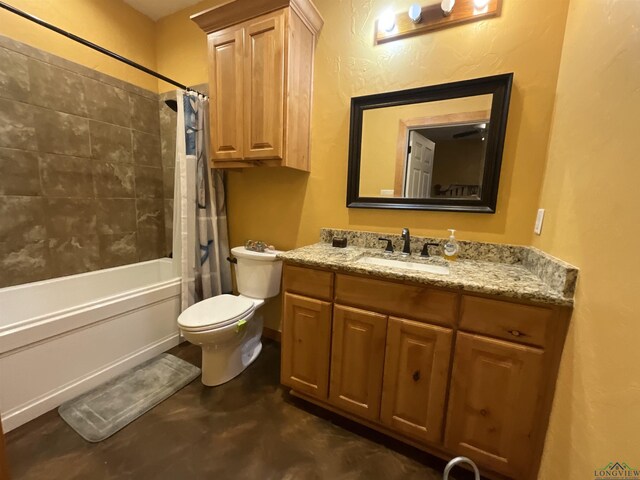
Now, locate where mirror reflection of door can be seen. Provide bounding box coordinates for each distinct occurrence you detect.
[404,130,435,198]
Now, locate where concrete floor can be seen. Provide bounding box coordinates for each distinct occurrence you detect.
[5,340,474,480]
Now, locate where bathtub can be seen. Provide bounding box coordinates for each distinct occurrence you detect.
[0,259,181,432]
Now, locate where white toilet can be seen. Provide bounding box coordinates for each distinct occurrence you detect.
[177,246,282,386]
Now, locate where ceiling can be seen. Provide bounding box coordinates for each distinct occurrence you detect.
[123,0,202,21]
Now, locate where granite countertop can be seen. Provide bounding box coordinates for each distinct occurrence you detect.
[277,230,578,307]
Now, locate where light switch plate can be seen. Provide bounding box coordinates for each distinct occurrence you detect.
[534,208,545,235]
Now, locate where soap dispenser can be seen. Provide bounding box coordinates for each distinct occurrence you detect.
[444,229,459,261]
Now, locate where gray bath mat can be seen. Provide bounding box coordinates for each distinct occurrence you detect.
[59,354,201,442]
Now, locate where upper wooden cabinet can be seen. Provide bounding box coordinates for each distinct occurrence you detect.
[192,0,323,171]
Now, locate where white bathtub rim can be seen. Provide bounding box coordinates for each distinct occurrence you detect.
[0,258,175,324]
[0,276,180,335]
[0,257,173,295]
[0,279,180,356]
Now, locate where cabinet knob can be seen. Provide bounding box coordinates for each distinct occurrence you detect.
[412,370,421,382]
[509,329,522,337]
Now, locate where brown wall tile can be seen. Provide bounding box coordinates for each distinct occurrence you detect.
[0,148,40,196]
[0,196,47,243]
[0,38,171,287]
[34,108,90,157]
[129,93,160,134]
[96,199,137,235]
[137,227,166,261]
[0,240,51,288]
[49,235,100,276]
[99,232,138,268]
[0,47,30,102]
[83,77,130,127]
[28,59,88,117]
[44,198,97,237]
[93,162,135,198]
[89,120,132,163]
[136,198,164,230]
[164,199,173,256]
[40,154,93,197]
[159,97,177,168]
[132,130,161,166]
[0,98,37,150]
[135,165,163,199]
[163,167,174,199]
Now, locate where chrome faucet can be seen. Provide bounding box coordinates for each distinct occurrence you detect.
[401,228,411,256]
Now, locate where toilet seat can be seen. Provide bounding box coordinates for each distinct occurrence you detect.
[178,294,256,333]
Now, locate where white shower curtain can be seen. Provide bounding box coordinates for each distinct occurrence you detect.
[172,90,232,311]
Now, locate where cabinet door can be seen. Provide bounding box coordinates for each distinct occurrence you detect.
[329,305,387,420]
[281,293,332,399]
[243,10,285,160]
[208,27,244,161]
[444,332,544,479]
[380,317,452,444]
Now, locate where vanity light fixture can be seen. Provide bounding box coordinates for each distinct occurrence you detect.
[379,8,396,33]
[441,0,455,17]
[408,3,422,23]
[374,0,502,45]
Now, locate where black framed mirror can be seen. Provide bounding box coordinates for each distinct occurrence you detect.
[346,73,513,213]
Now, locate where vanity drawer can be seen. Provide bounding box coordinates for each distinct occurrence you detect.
[283,265,334,301]
[335,274,458,326]
[459,295,553,347]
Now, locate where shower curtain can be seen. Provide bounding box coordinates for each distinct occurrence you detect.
[173,91,232,311]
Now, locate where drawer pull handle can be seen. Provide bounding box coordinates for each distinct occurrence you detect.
[412,370,421,382]
[509,330,522,337]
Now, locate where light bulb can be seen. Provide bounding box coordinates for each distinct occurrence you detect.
[473,0,490,10]
[441,0,455,17]
[408,4,422,23]
[379,9,396,33]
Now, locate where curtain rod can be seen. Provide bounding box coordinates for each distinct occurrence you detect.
[0,0,207,97]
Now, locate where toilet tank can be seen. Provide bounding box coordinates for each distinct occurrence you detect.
[231,246,283,299]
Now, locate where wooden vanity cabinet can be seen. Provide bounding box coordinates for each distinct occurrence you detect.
[444,333,545,479]
[329,305,387,420]
[192,0,323,171]
[380,317,452,444]
[281,292,332,399]
[280,264,571,480]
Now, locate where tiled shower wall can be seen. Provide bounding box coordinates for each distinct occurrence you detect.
[0,36,172,288]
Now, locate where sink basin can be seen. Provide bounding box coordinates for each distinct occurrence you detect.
[355,256,450,275]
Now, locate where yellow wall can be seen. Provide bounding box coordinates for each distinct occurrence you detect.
[0,0,158,91]
[156,0,570,249]
[359,102,430,196]
[534,0,640,478]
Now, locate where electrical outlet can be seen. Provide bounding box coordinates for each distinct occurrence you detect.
[534,208,545,235]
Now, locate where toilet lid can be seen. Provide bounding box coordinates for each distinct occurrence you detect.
[177,294,255,331]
